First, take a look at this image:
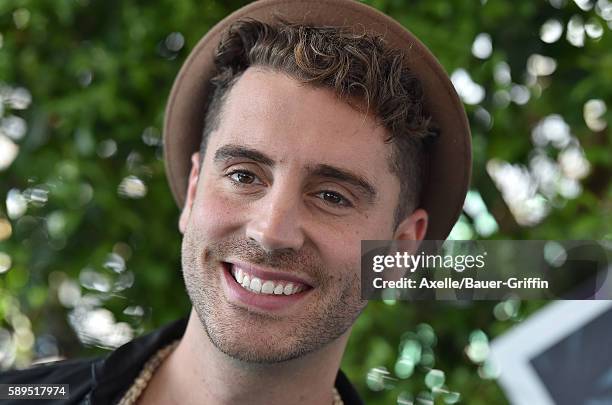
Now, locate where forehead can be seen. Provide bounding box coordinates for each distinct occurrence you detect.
[208,68,395,178]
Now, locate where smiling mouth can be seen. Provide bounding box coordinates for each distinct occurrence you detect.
[223,262,312,296]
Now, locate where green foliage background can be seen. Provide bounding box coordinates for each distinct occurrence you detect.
[1,0,610,403]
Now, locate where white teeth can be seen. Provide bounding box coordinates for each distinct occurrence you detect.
[242,274,250,288]
[283,283,294,295]
[231,266,307,296]
[236,268,244,284]
[249,277,262,293]
[261,281,275,294]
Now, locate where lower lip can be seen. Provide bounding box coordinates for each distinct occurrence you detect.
[222,263,312,312]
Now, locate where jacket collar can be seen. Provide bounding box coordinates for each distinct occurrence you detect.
[88,317,188,404]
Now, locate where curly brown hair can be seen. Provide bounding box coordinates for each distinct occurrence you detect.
[200,18,438,228]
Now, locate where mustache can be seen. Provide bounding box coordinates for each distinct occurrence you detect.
[206,236,325,277]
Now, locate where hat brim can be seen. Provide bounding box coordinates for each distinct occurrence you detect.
[163,0,471,240]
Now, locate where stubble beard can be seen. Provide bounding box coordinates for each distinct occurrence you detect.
[181,227,366,364]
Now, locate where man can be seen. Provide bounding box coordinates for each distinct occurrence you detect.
[0,0,470,404]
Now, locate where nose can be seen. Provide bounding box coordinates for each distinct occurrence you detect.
[245,186,305,253]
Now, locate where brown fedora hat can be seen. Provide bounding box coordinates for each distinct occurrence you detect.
[163,0,471,240]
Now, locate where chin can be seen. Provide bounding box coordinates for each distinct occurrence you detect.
[196,305,314,363]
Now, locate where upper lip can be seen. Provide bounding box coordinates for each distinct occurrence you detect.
[226,260,315,288]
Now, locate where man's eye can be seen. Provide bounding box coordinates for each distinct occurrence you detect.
[317,191,352,207]
[227,170,257,185]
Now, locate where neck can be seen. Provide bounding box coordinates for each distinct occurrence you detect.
[141,309,350,405]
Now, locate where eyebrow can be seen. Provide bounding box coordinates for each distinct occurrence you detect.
[308,164,378,203]
[213,144,378,203]
[214,144,275,166]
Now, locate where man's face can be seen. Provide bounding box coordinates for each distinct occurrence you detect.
[180,68,425,363]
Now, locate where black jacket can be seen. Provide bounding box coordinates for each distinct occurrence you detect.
[0,318,364,404]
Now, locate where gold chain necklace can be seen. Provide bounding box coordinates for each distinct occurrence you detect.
[117,340,344,405]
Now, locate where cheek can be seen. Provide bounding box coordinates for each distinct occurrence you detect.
[314,229,366,281]
[188,183,245,239]
[314,215,396,279]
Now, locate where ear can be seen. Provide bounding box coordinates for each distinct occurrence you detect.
[178,152,202,234]
[393,208,428,241]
